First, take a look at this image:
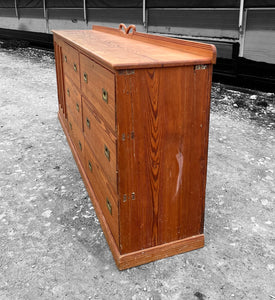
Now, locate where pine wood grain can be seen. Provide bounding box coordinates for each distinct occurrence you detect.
[82,98,117,192]
[84,141,119,245]
[53,40,66,119]
[80,53,116,130]
[64,75,82,131]
[117,65,212,253]
[53,26,215,269]
[62,41,80,89]
[52,27,216,70]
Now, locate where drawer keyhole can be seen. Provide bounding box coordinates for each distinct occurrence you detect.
[67,89,70,96]
[73,63,77,72]
[86,117,90,128]
[88,161,92,172]
[69,122,72,130]
[102,88,108,103]
[83,72,88,83]
[76,103,79,112]
[64,55,67,62]
[106,198,112,215]
[78,141,82,151]
[104,144,110,161]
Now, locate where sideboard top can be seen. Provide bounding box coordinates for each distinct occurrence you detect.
[52,24,216,70]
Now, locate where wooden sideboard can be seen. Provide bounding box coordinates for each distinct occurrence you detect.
[53,24,216,270]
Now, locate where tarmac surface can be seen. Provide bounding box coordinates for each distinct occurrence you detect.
[0,45,274,300]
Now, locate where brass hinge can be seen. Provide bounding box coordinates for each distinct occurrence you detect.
[194,65,208,70]
[121,132,135,141]
[122,192,135,203]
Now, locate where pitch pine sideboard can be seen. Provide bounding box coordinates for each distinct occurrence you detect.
[53,24,216,270]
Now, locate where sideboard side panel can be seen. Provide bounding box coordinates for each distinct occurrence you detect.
[117,65,212,254]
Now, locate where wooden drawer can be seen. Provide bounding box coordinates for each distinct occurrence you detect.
[67,111,84,166]
[64,76,82,131]
[80,54,115,129]
[62,42,80,89]
[84,141,119,245]
[82,98,117,191]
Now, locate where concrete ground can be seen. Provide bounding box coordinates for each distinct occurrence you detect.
[0,45,274,300]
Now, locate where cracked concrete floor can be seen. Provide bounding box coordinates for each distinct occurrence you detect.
[0,46,274,300]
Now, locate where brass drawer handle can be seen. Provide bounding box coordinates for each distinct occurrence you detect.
[102,88,108,103]
[73,63,77,72]
[78,141,82,151]
[67,89,70,96]
[106,198,112,215]
[64,55,67,62]
[76,103,79,112]
[83,72,88,83]
[88,161,92,172]
[86,117,90,128]
[69,122,72,130]
[104,144,110,161]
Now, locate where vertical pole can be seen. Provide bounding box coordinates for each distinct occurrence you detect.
[14,0,19,18]
[43,0,49,33]
[143,0,146,29]
[43,0,46,18]
[239,0,245,33]
[238,0,246,57]
[83,0,87,23]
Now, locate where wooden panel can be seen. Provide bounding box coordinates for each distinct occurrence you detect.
[244,10,275,64]
[52,28,216,70]
[82,98,117,191]
[67,110,85,166]
[54,39,66,119]
[84,141,119,245]
[80,53,116,130]
[148,9,239,39]
[118,234,204,270]
[64,76,82,130]
[58,111,121,269]
[117,65,211,253]
[62,42,80,89]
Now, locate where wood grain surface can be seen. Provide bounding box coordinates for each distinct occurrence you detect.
[64,76,83,131]
[117,65,212,254]
[84,140,119,245]
[82,98,117,191]
[53,39,66,119]
[52,27,216,70]
[80,53,116,130]
[62,41,80,89]
[53,26,215,268]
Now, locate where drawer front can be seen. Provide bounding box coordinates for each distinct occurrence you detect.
[67,111,84,166]
[80,54,115,129]
[64,76,82,131]
[62,42,80,89]
[83,99,117,191]
[84,141,119,245]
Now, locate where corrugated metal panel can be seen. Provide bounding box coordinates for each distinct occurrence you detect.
[244,10,275,63]
[147,0,240,8]
[148,9,239,39]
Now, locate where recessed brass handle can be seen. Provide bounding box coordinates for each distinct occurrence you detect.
[104,144,110,161]
[106,198,112,215]
[102,88,108,103]
[67,89,70,96]
[64,55,67,62]
[69,122,72,130]
[83,72,88,83]
[86,117,90,128]
[88,161,92,172]
[76,103,79,112]
[78,141,82,151]
[73,63,77,72]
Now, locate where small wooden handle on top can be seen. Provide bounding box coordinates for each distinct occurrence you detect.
[119,23,136,35]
